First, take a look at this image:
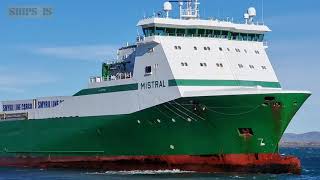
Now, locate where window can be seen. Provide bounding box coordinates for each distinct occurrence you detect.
[244,49,247,53]
[258,34,264,42]
[200,63,207,67]
[219,47,223,51]
[216,63,224,68]
[155,27,165,36]
[176,29,186,36]
[207,47,211,51]
[165,28,176,36]
[221,31,229,39]
[249,65,255,69]
[235,48,241,53]
[143,27,265,42]
[194,46,198,50]
[227,48,230,51]
[214,30,221,38]
[238,64,244,68]
[174,46,182,50]
[145,66,152,75]
[204,47,207,50]
[181,62,188,66]
[143,27,155,37]
[261,66,267,70]
[255,50,260,54]
[186,29,197,37]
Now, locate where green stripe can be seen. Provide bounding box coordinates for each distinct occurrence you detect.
[168,79,281,88]
[74,80,280,96]
[74,83,138,96]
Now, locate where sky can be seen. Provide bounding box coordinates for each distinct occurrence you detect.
[0,0,319,133]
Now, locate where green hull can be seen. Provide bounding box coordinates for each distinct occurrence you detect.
[0,92,310,157]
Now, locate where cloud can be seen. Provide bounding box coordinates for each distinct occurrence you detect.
[0,72,58,94]
[0,87,25,94]
[30,44,119,61]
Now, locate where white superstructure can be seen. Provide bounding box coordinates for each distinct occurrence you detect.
[0,1,309,121]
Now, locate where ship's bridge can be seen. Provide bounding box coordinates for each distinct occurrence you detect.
[137,0,270,42]
[137,17,270,42]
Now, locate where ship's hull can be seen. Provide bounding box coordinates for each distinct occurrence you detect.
[0,92,310,173]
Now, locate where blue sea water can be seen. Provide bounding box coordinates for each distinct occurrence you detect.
[0,148,319,180]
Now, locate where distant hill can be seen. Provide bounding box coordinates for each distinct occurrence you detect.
[280,132,320,147]
[281,132,320,143]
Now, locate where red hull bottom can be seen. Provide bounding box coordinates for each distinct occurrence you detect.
[0,153,301,174]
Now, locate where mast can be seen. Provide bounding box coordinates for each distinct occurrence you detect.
[179,0,200,20]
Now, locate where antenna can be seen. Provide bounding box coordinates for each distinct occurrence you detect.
[244,13,249,24]
[262,0,264,24]
[247,7,256,24]
[169,0,200,20]
[163,1,173,18]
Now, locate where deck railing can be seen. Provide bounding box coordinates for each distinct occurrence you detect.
[89,72,133,84]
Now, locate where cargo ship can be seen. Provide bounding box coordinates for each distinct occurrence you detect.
[0,0,311,174]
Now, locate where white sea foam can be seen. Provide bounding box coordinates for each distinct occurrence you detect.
[86,169,194,175]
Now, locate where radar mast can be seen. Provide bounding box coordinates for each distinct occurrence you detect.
[177,0,200,20]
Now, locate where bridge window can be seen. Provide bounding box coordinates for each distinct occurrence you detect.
[213,30,221,38]
[155,27,165,35]
[242,34,248,41]
[248,34,257,41]
[165,28,176,36]
[176,29,186,36]
[143,27,155,37]
[142,27,264,42]
[258,34,264,42]
[145,66,152,75]
[221,31,229,39]
[186,29,197,37]
[206,30,213,37]
[198,29,206,37]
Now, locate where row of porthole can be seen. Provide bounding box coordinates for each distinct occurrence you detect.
[137,118,193,125]
[182,62,223,68]
[239,64,268,70]
[181,62,267,70]
[175,46,261,54]
[220,47,260,54]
